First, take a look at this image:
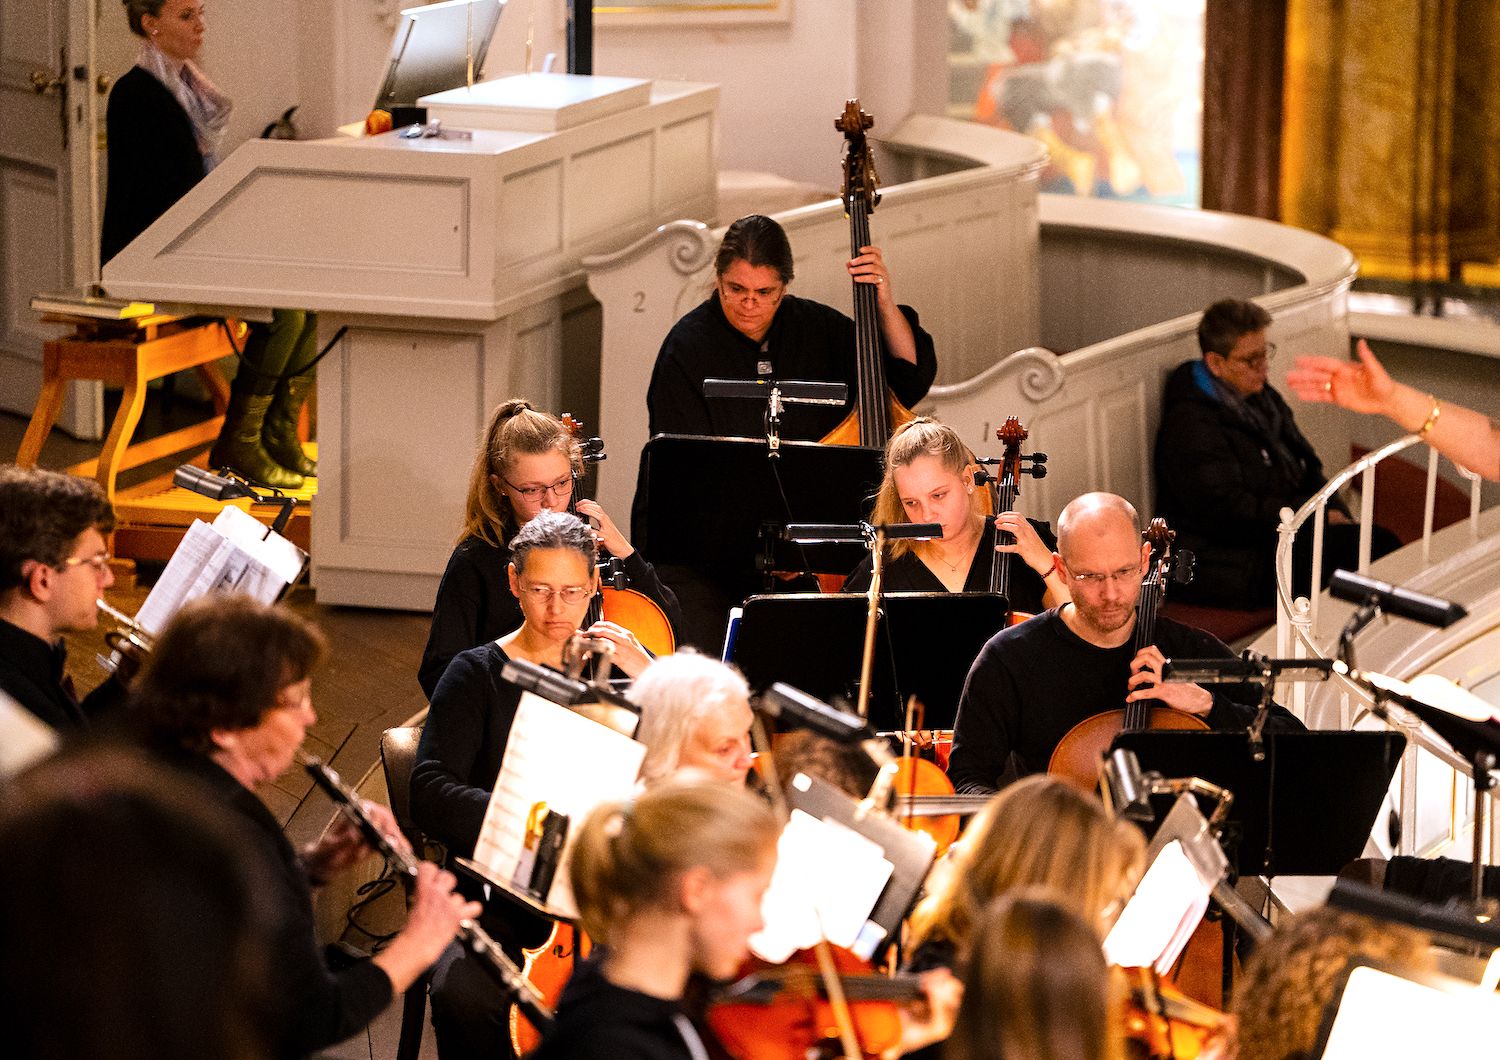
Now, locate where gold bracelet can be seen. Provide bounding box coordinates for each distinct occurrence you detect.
[1417,396,1442,439]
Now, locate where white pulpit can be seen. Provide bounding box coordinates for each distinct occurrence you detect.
[102,77,718,610]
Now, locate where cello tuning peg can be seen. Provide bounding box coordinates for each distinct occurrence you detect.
[1173,550,1196,585]
[972,469,993,486]
[1028,452,1048,465]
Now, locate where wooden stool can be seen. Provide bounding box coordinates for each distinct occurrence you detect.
[16,314,236,500]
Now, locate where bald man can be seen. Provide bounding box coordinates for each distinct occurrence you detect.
[947,492,1303,794]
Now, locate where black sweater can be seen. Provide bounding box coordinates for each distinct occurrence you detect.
[101,65,205,266]
[162,751,393,1058]
[527,956,714,1060]
[0,618,127,731]
[842,518,1056,617]
[646,292,937,440]
[419,535,681,699]
[947,608,1304,793]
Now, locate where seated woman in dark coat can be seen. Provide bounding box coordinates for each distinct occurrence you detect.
[1154,299,1397,607]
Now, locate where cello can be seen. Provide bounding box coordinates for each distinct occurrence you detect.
[820,99,917,450]
[560,414,676,656]
[974,416,1048,624]
[1046,518,1207,788]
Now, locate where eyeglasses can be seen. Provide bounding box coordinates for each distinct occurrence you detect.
[1068,563,1141,588]
[518,584,594,606]
[1224,342,1277,369]
[501,474,573,502]
[60,551,113,575]
[720,281,784,307]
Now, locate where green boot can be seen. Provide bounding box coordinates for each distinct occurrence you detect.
[262,371,317,477]
[209,389,305,489]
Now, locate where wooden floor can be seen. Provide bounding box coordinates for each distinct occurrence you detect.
[3,406,439,1057]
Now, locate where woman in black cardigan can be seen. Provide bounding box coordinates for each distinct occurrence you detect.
[105,1,320,490]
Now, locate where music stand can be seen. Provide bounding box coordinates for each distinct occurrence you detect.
[636,435,884,577]
[731,593,901,727]
[880,593,1009,730]
[1110,731,1406,877]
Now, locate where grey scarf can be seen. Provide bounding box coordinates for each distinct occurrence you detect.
[136,43,231,172]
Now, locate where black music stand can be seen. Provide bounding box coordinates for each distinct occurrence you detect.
[731,593,901,726]
[730,592,1010,730]
[1110,731,1406,877]
[635,434,884,577]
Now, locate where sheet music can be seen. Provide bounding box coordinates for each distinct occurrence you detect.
[1102,839,1211,974]
[1319,966,1500,1057]
[0,690,59,778]
[750,808,894,964]
[472,691,646,919]
[134,515,301,636]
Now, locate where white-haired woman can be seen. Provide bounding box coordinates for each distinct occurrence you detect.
[630,651,754,787]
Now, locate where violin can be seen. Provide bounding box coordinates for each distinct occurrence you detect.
[1046,518,1207,788]
[560,414,676,656]
[888,700,986,857]
[509,922,591,1055]
[708,946,924,1060]
[1122,968,1230,1059]
[820,99,917,450]
[975,417,1047,625]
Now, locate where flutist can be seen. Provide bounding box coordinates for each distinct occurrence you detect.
[130,594,480,1058]
[0,466,132,732]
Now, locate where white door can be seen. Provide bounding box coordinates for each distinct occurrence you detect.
[0,0,114,439]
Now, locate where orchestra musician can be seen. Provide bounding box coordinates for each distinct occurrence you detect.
[945,892,1124,1060]
[905,776,1144,974]
[529,780,782,1059]
[842,417,1069,613]
[411,510,650,1060]
[645,214,937,441]
[629,651,755,787]
[947,492,1303,794]
[420,399,680,698]
[0,466,130,732]
[127,594,478,1058]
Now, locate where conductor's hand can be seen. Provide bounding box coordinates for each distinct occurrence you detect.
[373,863,481,993]
[1127,645,1212,717]
[575,499,634,559]
[301,799,411,885]
[848,244,897,311]
[992,511,1056,578]
[584,619,653,678]
[1285,339,1395,415]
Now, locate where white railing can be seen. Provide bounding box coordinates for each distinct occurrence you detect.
[1272,436,1489,857]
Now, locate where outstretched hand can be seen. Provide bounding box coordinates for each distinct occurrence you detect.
[1285,339,1394,415]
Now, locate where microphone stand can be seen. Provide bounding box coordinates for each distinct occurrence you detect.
[297,752,554,1033]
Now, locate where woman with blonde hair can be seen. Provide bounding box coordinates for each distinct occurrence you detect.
[946,891,1123,1060]
[630,651,754,787]
[843,417,1067,617]
[907,775,1144,971]
[420,398,679,697]
[530,779,782,1058]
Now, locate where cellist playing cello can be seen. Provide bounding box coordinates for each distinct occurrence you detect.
[946,492,1303,795]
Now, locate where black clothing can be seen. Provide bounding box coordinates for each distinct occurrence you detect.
[411,641,549,1060]
[419,534,681,699]
[947,608,1305,794]
[101,66,206,266]
[529,956,715,1060]
[0,618,127,731]
[159,751,392,1058]
[842,518,1056,616]
[1153,361,1398,606]
[646,292,937,441]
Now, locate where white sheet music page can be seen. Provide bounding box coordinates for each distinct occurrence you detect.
[1102,839,1211,974]
[212,506,307,588]
[134,520,235,635]
[472,691,646,920]
[749,808,893,964]
[1319,965,1500,1057]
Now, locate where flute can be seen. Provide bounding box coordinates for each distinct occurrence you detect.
[296,751,555,1033]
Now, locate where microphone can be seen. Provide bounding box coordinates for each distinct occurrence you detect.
[1328,570,1468,628]
[500,660,590,706]
[173,464,256,501]
[758,683,873,744]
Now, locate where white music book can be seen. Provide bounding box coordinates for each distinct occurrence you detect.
[471,691,646,920]
[1102,838,1211,974]
[133,507,307,636]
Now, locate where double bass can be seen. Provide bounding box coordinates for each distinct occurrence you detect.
[820,100,917,450]
[1047,518,1206,788]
